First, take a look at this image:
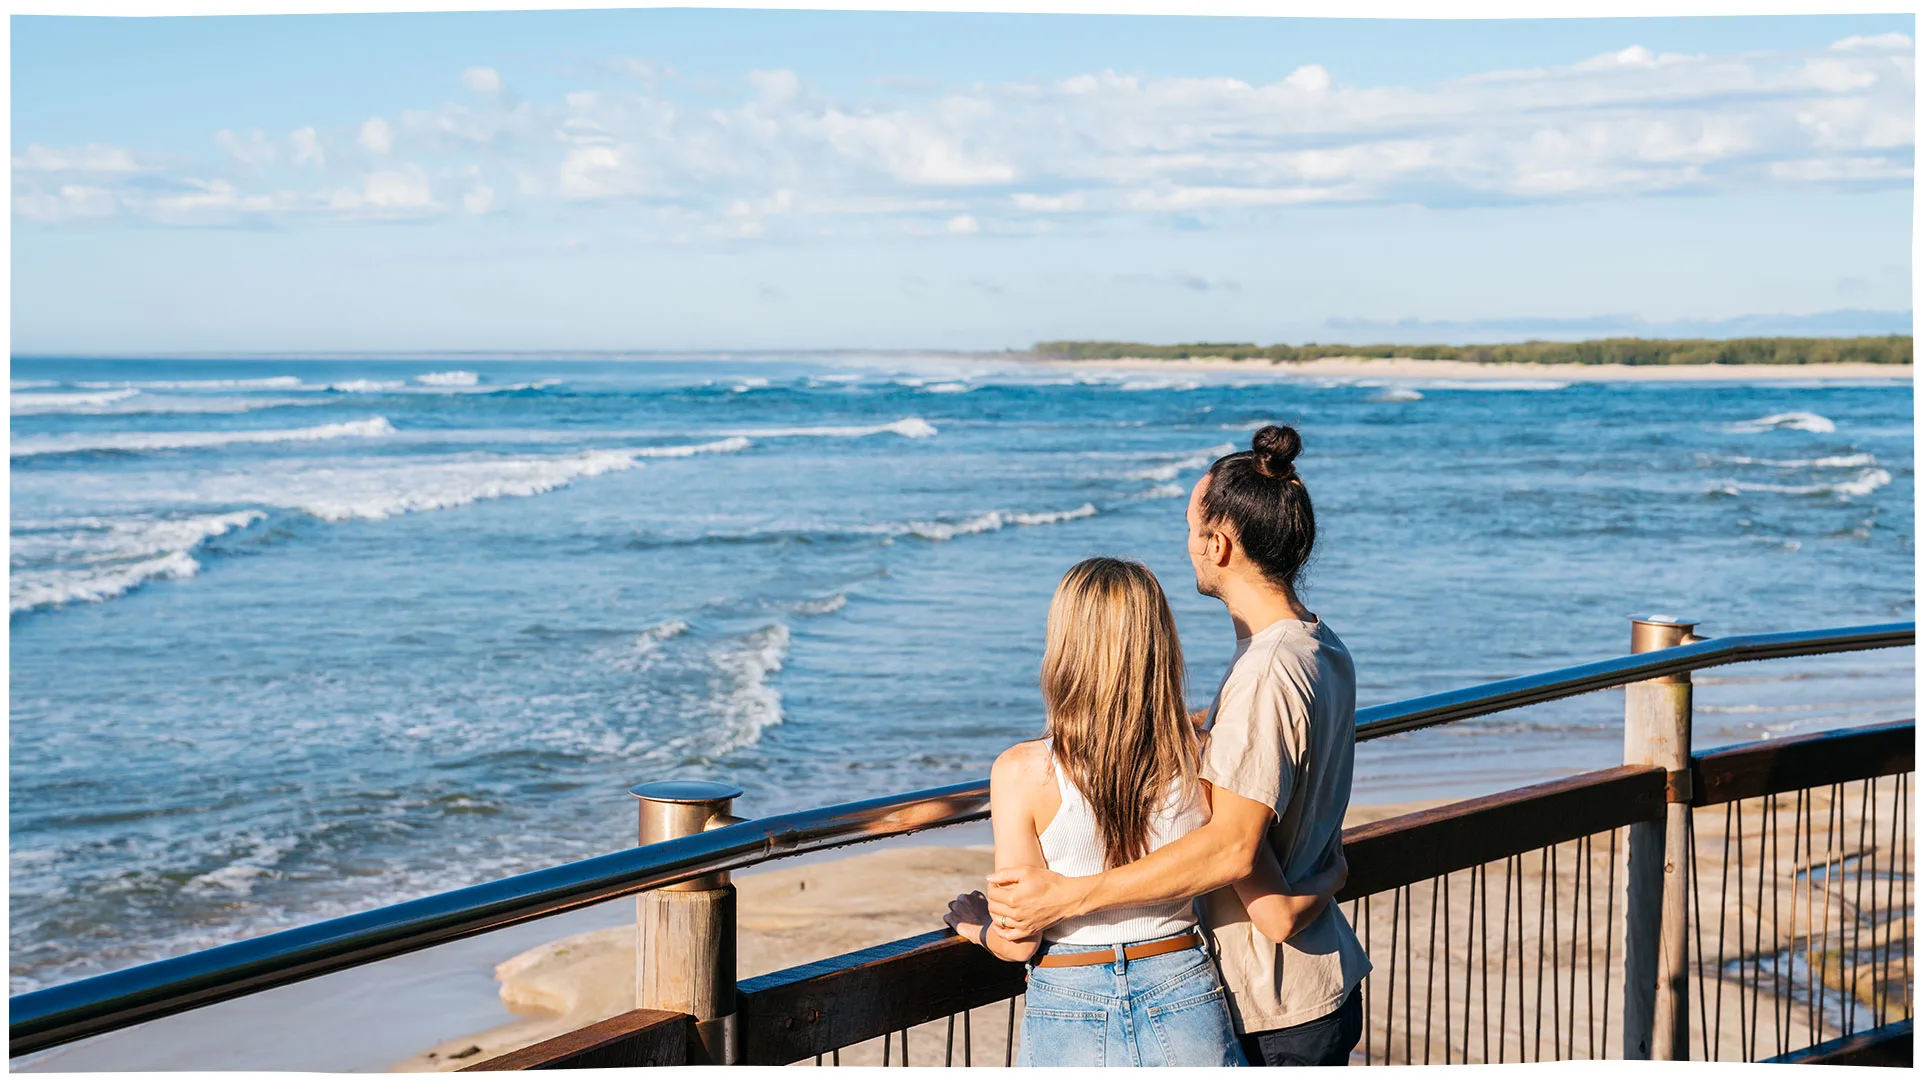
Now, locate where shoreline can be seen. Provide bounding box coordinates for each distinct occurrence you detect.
[1035,356,1914,381]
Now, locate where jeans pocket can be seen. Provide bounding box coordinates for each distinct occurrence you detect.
[1146,983,1244,1067]
[1019,1004,1110,1067]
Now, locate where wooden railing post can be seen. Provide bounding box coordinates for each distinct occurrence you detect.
[630,781,745,1065]
[1621,616,1697,1060]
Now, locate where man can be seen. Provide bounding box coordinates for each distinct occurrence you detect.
[987,424,1370,1067]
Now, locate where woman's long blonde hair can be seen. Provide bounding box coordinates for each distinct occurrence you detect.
[1041,557,1200,869]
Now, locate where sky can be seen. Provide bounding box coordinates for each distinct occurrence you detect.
[10,10,1916,353]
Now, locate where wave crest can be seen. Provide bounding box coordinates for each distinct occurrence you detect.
[11,417,397,458]
[1728,411,1838,434]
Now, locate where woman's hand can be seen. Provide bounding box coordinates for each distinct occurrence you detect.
[944,890,991,947]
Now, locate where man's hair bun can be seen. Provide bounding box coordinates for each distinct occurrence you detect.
[1250,424,1302,479]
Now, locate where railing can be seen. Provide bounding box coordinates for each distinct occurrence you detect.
[9,619,1913,1066]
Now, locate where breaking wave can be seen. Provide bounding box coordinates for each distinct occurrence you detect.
[415,371,479,387]
[1715,453,1877,469]
[630,437,751,458]
[1728,411,1837,434]
[905,503,1097,541]
[11,389,140,415]
[11,417,397,458]
[725,417,937,439]
[10,510,267,614]
[1711,468,1892,498]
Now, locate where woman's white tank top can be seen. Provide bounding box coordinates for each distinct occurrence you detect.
[1036,743,1208,945]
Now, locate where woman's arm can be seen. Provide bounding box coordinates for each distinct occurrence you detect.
[1230,836,1347,944]
[945,742,1051,963]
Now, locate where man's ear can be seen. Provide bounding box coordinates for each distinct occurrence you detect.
[1207,529,1232,568]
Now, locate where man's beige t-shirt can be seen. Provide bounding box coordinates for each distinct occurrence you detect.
[1197,616,1371,1034]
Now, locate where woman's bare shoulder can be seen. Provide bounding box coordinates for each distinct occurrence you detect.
[991,738,1052,789]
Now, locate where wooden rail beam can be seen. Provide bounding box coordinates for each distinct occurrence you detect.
[737,930,1027,1065]
[459,1009,691,1070]
[1691,719,1914,807]
[1336,764,1667,901]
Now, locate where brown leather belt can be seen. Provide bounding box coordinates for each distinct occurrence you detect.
[1032,932,1203,969]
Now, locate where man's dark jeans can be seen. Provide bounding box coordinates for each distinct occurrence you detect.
[1238,987,1363,1067]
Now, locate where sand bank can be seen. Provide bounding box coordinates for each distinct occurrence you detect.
[1041,357,1912,382]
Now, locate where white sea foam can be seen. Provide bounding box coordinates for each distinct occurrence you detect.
[1717,453,1877,469]
[322,379,408,393]
[194,449,650,522]
[1140,483,1188,500]
[11,379,58,390]
[1119,377,1202,392]
[11,417,397,458]
[923,382,973,394]
[182,833,300,898]
[792,592,848,615]
[1728,411,1837,434]
[727,417,937,439]
[77,377,304,391]
[1122,444,1235,482]
[11,389,140,415]
[730,377,772,393]
[10,510,267,613]
[1367,387,1425,402]
[702,623,791,757]
[415,371,479,387]
[1711,468,1892,498]
[905,502,1097,541]
[630,437,751,458]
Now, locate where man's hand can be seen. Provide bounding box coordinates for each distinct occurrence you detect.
[985,865,1087,938]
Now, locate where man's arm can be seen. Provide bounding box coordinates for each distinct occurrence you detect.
[986,783,1273,937]
[1234,835,1346,943]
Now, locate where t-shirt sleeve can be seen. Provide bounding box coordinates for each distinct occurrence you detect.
[1200,660,1296,814]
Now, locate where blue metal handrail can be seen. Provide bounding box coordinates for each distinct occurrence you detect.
[11,620,1911,1056]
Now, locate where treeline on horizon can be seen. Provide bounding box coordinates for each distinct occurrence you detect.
[1031,336,1914,366]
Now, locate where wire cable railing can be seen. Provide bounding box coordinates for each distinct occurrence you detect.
[10,620,1912,1058]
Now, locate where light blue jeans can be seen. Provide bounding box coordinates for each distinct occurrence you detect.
[1018,932,1247,1067]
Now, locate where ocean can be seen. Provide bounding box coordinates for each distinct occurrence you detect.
[8,354,1913,994]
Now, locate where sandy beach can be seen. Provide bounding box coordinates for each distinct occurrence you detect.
[1038,356,1913,382]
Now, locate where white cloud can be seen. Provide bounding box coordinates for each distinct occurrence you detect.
[462,66,503,94]
[216,128,278,168]
[1012,192,1084,211]
[18,35,1912,236]
[362,166,434,209]
[359,117,395,156]
[14,143,147,173]
[290,127,325,167]
[464,180,496,215]
[14,184,118,223]
[1832,32,1914,52]
[1281,64,1332,93]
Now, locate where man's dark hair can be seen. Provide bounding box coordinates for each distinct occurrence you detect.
[1200,424,1315,588]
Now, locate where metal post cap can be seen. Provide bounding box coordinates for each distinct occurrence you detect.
[629,780,745,804]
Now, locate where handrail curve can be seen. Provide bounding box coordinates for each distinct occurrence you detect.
[10,620,1911,1057]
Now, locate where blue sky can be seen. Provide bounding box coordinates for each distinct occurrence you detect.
[12,10,1916,353]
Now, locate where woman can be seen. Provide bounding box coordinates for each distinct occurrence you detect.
[943,557,1345,1067]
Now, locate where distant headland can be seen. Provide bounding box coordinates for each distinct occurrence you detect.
[1025,335,1913,381]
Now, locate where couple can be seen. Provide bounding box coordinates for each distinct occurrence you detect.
[942,425,1371,1068]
